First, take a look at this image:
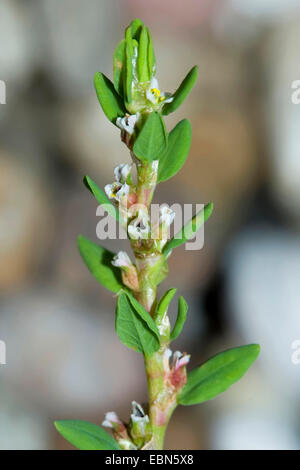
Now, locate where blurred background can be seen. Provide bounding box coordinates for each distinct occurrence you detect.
[1,0,300,450]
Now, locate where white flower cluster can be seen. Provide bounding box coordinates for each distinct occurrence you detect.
[104,163,132,202]
[102,411,121,429]
[128,208,150,241]
[116,113,140,135]
[163,349,190,372]
[111,251,132,269]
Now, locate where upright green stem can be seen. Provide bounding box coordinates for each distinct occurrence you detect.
[144,348,177,450]
[130,159,178,450]
[134,159,158,204]
[134,260,177,450]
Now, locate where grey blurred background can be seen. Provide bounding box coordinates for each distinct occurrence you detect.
[1,0,300,450]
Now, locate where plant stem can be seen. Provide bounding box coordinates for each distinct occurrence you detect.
[131,159,177,450]
[144,348,177,450]
[133,255,177,450]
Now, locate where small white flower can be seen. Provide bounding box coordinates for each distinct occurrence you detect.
[159,204,175,227]
[116,112,140,135]
[104,182,130,202]
[131,401,147,420]
[128,211,150,240]
[146,77,173,106]
[130,401,149,428]
[111,251,132,269]
[104,182,118,199]
[116,183,130,200]
[163,349,190,372]
[129,402,151,442]
[114,163,132,184]
[102,411,121,429]
[171,351,190,371]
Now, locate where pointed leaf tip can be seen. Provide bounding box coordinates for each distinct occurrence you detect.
[163,202,213,257]
[162,65,198,116]
[178,343,260,406]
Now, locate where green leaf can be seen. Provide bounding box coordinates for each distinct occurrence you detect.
[54,420,121,450]
[126,294,161,341]
[133,112,168,162]
[147,27,156,77]
[125,42,133,104]
[83,175,119,221]
[170,296,188,342]
[114,18,143,96]
[163,202,214,257]
[125,24,134,55]
[130,18,144,40]
[157,119,192,183]
[155,288,177,323]
[116,293,160,355]
[94,72,126,124]
[78,235,123,293]
[138,26,150,82]
[113,39,126,96]
[162,66,198,116]
[178,344,260,406]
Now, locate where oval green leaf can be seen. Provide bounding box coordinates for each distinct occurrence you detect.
[54,420,121,450]
[133,112,168,162]
[162,66,198,116]
[178,344,261,406]
[78,235,123,293]
[157,119,191,183]
[116,293,160,355]
[94,72,126,124]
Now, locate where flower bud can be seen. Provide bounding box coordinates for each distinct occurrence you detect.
[116,114,140,137]
[102,411,137,449]
[128,210,150,241]
[114,163,133,184]
[129,401,152,448]
[113,19,173,114]
[163,349,190,391]
[111,251,139,291]
[102,411,122,430]
[111,251,132,269]
[104,182,130,202]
